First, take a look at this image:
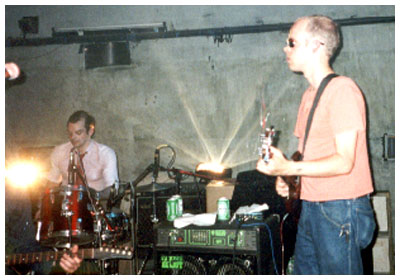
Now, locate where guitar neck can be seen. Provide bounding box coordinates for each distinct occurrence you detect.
[6,248,94,266]
[6,247,132,266]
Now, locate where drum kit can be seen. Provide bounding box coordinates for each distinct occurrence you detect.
[35,177,174,274]
[34,145,208,274]
[37,184,131,249]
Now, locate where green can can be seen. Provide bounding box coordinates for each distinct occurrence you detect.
[173,195,183,217]
[166,197,178,221]
[217,197,230,221]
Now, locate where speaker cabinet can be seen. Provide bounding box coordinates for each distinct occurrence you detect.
[370,191,394,274]
[135,183,205,247]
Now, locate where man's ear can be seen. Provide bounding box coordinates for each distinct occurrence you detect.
[88,125,95,137]
[311,40,320,53]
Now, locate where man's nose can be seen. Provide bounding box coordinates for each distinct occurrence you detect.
[283,45,289,53]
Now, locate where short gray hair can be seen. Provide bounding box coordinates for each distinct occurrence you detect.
[297,15,341,58]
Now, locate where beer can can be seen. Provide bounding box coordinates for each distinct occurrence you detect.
[173,195,183,217]
[217,197,230,221]
[166,197,178,221]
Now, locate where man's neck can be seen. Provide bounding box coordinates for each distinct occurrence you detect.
[78,139,92,154]
[303,60,334,90]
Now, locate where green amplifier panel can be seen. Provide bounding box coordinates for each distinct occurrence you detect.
[156,227,259,251]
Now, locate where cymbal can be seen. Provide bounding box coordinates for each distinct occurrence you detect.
[136,183,173,193]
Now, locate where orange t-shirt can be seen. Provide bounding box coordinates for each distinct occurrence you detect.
[294,76,373,201]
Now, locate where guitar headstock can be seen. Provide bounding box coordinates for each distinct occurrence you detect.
[93,246,133,260]
[259,126,275,163]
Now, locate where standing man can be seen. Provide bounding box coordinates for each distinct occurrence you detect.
[256,15,376,274]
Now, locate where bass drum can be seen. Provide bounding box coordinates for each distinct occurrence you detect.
[39,185,95,248]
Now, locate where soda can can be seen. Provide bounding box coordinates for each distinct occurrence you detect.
[173,195,183,217]
[166,197,178,221]
[217,197,230,221]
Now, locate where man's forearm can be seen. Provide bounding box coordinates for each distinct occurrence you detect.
[286,153,354,177]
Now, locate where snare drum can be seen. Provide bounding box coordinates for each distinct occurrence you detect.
[39,185,95,248]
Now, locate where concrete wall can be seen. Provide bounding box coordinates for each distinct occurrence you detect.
[5,5,395,245]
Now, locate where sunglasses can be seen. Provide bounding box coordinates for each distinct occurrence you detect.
[286,38,325,48]
[287,38,296,48]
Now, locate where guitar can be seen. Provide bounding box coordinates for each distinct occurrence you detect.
[281,151,302,220]
[6,246,133,267]
[259,127,301,219]
[258,126,275,163]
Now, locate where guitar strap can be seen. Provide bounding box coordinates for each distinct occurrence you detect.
[301,73,338,160]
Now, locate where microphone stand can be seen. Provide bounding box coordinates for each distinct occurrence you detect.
[65,150,76,249]
[175,171,183,195]
[74,152,104,248]
[74,154,111,274]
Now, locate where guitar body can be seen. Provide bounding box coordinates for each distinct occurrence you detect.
[282,151,302,222]
[258,127,302,221]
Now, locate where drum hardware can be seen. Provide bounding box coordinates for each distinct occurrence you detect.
[38,150,105,248]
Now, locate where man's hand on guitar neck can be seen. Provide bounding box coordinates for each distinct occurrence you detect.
[59,245,82,274]
[256,146,292,176]
[257,146,292,199]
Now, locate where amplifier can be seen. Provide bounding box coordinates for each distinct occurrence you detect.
[153,214,281,275]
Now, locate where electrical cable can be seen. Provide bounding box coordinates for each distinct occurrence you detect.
[280,213,290,275]
[241,221,279,275]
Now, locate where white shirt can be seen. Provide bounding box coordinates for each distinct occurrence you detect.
[47,140,118,192]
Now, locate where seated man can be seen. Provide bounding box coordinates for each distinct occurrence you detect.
[46,110,118,201]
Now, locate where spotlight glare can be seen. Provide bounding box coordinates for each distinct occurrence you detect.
[196,162,225,174]
[6,161,41,188]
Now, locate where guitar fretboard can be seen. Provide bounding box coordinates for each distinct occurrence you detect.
[6,248,94,266]
[6,247,132,266]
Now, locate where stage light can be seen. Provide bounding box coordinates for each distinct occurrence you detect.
[5,161,42,188]
[195,162,233,183]
[196,162,226,174]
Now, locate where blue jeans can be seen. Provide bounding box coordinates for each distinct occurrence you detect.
[293,195,376,275]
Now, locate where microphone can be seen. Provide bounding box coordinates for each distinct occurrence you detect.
[5,63,20,80]
[152,148,160,182]
[68,148,75,185]
[152,145,169,182]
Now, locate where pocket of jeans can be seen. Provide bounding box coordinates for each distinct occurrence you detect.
[356,204,376,249]
[319,200,348,227]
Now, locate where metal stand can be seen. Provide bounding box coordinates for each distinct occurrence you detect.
[129,164,154,275]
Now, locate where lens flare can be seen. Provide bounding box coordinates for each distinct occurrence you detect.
[5,161,41,188]
[196,162,225,174]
